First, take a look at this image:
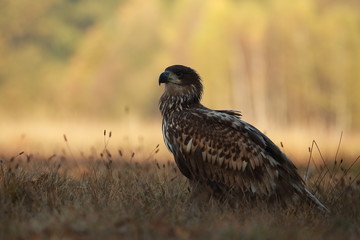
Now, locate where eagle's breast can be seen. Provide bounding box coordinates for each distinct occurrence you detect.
[162,119,173,153]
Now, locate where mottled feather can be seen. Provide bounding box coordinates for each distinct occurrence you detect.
[159,65,329,213]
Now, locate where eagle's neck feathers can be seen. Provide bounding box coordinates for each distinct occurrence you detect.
[159,84,202,116]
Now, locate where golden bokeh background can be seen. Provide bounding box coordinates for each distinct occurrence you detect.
[0,0,359,161]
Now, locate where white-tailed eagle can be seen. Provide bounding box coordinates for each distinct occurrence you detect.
[159,65,328,213]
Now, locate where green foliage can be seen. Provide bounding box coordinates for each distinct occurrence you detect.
[0,0,359,130]
[0,0,120,114]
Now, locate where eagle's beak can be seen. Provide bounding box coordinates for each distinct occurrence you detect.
[159,71,170,85]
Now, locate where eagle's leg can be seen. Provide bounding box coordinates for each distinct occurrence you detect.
[188,180,213,203]
[186,179,235,208]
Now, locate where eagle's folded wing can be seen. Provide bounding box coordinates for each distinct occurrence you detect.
[167,109,305,197]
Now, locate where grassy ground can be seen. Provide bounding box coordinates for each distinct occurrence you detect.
[0,147,359,240]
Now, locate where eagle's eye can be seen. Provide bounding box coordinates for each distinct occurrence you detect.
[177,72,184,78]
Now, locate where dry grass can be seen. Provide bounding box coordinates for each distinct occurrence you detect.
[0,140,359,240]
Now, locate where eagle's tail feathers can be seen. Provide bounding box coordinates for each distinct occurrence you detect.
[304,188,330,215]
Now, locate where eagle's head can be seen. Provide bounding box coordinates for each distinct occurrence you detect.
[159,65,203,104]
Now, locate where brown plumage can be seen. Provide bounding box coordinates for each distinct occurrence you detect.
[159,65,329,213]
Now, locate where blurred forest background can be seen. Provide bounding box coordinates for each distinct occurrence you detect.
[0,0,359,158]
